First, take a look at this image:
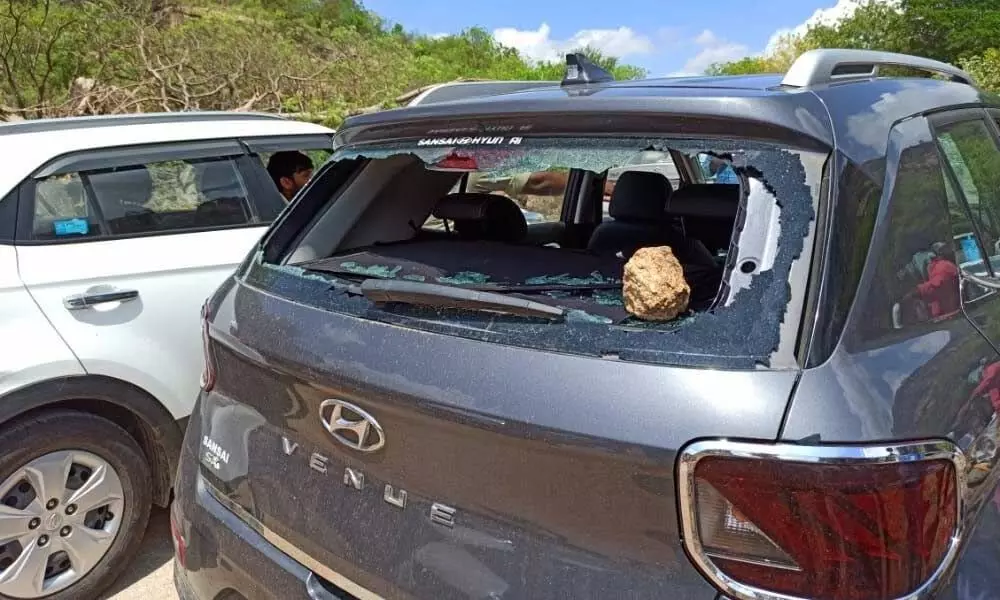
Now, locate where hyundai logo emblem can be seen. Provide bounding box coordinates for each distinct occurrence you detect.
[318,400,385,453]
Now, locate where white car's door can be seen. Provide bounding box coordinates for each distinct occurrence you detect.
[14,142,278,419]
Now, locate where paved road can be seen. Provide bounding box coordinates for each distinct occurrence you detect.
[101,509,179,600]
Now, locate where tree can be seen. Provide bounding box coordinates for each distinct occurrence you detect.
[0,0,647,124]
[707,33,814,77]
[708,0,1000,93]
[962,49,1000,94]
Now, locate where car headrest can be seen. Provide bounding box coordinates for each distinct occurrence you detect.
[667,184,740,219]
[87,166,153,215]
[432,193,527,242]
[195,161,245,201]
[608,171,673,221]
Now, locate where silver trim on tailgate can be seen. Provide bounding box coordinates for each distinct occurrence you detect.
[200,476,386,600]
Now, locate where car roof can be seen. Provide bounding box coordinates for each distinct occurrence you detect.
[0,110,294,136]
[338,73,999,169]
[0,112,333,197]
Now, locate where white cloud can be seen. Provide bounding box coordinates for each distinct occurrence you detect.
[492,23,654,64]
[673,29,749,76]
[765,0,898,53]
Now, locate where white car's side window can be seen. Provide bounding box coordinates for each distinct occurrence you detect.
[32,156,254,241]
[34,173,93,238]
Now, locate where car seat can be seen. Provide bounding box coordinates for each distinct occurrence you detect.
[88,166,156,235]
[666,183,741,255]
[587,171,715,266]
[194,161,249,227]
[432,193,528,243]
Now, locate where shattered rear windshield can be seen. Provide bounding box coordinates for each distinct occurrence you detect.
[250,136,822,368]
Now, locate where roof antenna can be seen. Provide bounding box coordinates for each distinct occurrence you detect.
[561,52,615,87]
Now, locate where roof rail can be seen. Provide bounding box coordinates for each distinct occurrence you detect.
[0,110,287,136]
[782,48,976,88]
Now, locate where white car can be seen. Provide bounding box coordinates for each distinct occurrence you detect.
[0,112,333,599]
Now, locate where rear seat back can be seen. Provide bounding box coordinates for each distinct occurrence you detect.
[432,193,528,243]
[666,184,740,253]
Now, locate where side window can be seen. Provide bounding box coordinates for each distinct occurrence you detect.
[257,149,331,174]
[32,156,253,240]
[942,174,993,302]
[255,148,330,221]
[860,137,962,336]
[935,119,1000,263]
[695,152,739,184]
[33,173,102,240]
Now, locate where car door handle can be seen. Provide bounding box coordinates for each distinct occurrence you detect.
[63,289,140,310]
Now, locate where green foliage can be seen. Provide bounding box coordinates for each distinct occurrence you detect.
[709,0,1000,94]
[0,0,644,125]
[962,49,1000,94]
[708,33,816,77]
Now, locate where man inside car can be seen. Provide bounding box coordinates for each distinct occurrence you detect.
[266,151,314,201]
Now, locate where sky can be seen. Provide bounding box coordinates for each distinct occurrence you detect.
[362,0,876,76]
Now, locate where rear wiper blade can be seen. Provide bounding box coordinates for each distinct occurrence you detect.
[304,266,393,281]
[477,282,620,294]
[360,279,567,321]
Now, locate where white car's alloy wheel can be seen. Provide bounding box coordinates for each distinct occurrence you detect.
[0,451,125,598]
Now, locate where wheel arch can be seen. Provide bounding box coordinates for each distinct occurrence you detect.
[0,375,185,508]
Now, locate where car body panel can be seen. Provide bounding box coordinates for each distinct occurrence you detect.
[15,226,266,418]
[182,276,799,599]
[0,114,333,421]
[783,111,1000,599]
[174,74,1000,600]
[0,245,85,398]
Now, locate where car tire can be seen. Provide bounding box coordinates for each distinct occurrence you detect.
[0,410,151,600]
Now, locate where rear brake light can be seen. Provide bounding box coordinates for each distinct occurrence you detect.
[678,440,962,600]
[170,509,187,569]
[434,153,478,170]
[199,302,216,392]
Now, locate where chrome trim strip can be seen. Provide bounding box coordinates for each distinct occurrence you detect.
[200,479,385,600]
[676,439,966,600]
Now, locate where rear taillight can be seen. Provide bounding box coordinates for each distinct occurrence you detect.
[170,509,187,569]
[678,440,963,600]
[199,302,215,392]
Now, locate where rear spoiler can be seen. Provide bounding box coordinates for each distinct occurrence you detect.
[407,81,558,106]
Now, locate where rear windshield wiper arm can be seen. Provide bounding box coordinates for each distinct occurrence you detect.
[360,279,567,321]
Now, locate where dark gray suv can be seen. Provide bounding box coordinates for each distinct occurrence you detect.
[172,50,1000,600]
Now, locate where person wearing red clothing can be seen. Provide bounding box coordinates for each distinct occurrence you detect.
[901,242,961,320]
[915,253,961,318]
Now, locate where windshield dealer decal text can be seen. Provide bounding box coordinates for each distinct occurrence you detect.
[417,136,522,147]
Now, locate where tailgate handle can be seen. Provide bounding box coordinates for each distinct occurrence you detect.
[63,289,139,310]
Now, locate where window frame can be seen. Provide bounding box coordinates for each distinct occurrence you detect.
[929,108,1000,268]
[928,109,1000,280]
[15,140,279,245]
[0,188,17,245]
[241,134,335,222]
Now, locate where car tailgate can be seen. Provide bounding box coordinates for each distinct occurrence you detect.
[191,282,798,599]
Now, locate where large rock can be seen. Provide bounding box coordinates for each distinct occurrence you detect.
[623,246,690,321]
